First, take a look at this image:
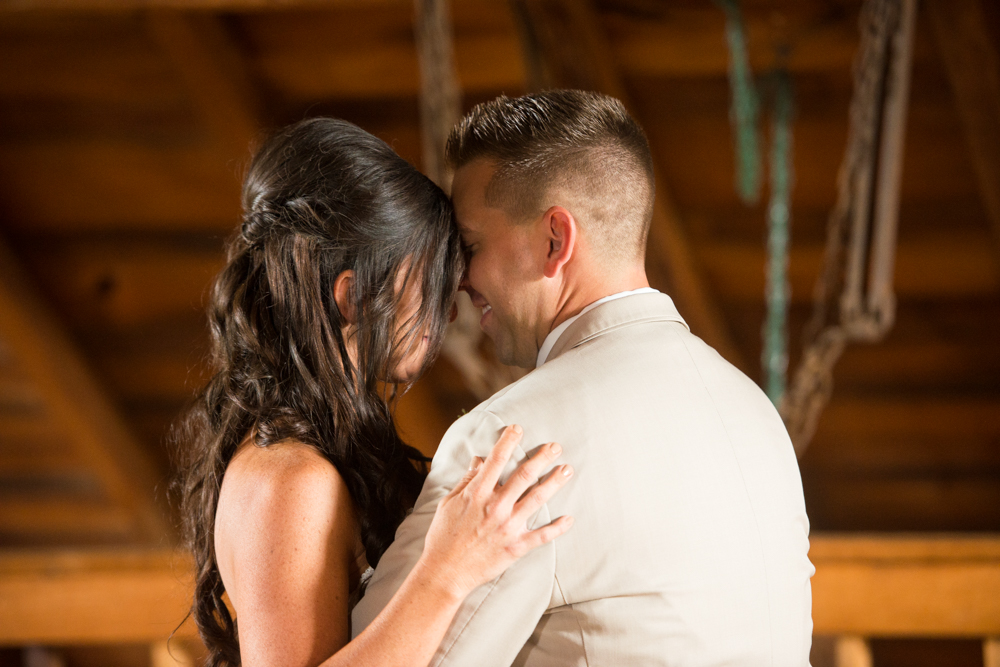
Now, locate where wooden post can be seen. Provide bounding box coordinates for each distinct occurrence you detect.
[834,636,872,667]
[985,637,1000,667]
[150,640,194,667]
[927,0,1000,262]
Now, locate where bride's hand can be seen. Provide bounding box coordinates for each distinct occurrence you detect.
[418,424,574,600]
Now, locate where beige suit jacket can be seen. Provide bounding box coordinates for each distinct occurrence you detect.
[353,293,814,666]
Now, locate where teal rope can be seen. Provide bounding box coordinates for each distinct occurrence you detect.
[763,70,794,405]
[717,0,761,204]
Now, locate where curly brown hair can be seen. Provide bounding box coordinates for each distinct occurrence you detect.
[174,118,463,666]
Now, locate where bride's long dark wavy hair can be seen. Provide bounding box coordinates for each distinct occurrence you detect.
[175,118,463,667]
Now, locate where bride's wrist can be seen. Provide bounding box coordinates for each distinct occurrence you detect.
[411,555,469,605]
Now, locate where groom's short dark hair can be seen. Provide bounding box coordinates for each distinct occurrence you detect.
[446,90,655,265]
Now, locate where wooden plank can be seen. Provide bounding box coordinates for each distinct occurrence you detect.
[817,398,1000,442]
[606,5,860,78]
[0,499,138,543]
[0,549,199,645]
[803,477,1000,532]
[94,348,212,404]
[811,533,1000,561]
[0,237,170,543]
[23,238,225,332]
[0,374,44,412]
[833,340,1000,391]
[1,0,404,10]
[927,0,1000,260]
[802,435,1000,476]
[146,11,262,157]
[698,232,1000,304]
[0,14,182,104]
[2,536,997,645]
[255,31,523,100]
[0,142,240,231]
[811,533,1000,636]
[0,412,61,445]
[638,95,980,212]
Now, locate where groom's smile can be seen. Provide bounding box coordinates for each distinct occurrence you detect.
[452,158,551,368]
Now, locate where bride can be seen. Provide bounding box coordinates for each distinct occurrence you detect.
[177,118,573,667]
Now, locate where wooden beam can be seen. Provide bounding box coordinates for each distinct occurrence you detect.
[833,340,1000,390]
[0,142,240,232]
[0,500,138,543]
[23,237,225,332]
[146,11,262,159]
[255,32,522,102]
[608,6,861,78]
[698,231,1000,303]
[511,0,746,369]
[1,0,405,11]
[818,397,1000,442]
[3,536,998,645]
[811,533,1000,636]
[0,237,170,543]
[926,0,1000,260]
[802,477,1000,533]
[0,549,199,645]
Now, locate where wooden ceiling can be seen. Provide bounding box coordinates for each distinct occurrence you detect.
[0,0,998,548]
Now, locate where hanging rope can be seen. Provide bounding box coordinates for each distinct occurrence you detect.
[763,68,794,404]
[780,0,918,454]
[415,0,525,400]
[717,0,762,204]
[414,0,460,191]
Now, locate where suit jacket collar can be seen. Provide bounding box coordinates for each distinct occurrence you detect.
[546,292,689,364]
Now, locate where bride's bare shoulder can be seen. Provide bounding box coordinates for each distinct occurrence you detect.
[223,439,346,499]
[216,440,356,573]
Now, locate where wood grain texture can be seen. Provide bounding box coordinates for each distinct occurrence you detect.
[0,238,170,544]
[927,0,1000,259]
[811,533,1000,636]
[0,549,199,645]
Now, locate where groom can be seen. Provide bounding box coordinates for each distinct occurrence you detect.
[353,90,814,665]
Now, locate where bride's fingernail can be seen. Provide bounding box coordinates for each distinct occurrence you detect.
[550,443,562,456]
[562,465,574,477]
[512,424,523,435]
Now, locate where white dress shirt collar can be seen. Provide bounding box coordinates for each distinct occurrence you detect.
[535,287,660,368]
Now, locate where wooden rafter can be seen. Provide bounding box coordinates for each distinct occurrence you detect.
[510,0,747,369]
[146,10,263,158]
[0,549,198,645]
[0,237,170,543]
[926,0,1000,261]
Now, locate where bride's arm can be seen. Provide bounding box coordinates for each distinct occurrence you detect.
[222,425,572,667]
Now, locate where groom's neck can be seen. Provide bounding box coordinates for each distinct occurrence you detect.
[546,262,650,336]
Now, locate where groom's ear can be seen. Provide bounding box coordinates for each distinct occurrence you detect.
[333,269,358,324]
[542,206,577,279]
